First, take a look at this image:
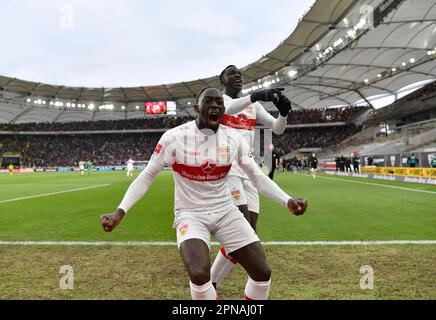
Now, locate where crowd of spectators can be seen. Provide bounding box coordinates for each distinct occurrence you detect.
[1,125,360,167]
[1,133,162,167]
[0,116,195,132]
[273,125,360,155]
[0,106,368,132]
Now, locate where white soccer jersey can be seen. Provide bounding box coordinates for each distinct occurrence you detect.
[127,159,134,170]
[118,121,291,216]
[79,161,85,170]
[222,94,287,179]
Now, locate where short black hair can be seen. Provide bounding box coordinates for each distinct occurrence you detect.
[219,65,237,83]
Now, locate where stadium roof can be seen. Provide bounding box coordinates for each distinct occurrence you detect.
[0,0,435,123]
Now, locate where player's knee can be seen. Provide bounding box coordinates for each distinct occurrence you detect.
[250,264,271,281]
[187,266,210,285]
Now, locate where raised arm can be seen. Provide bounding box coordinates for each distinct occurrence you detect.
[224,88,285,115]
[256,93,292,134]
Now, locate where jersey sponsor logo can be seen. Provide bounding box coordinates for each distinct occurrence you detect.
[154,144,163,155]
[189,151,201,156]
[172,162,231,182]
[201,159,216,174]
[220,114,256,131]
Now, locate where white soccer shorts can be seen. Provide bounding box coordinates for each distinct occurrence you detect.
[173,206,260,254]
[228,175,260,214]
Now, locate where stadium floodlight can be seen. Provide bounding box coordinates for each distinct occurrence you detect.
[26,98,31,103]
[409,58,416,64]
[72,103,76,108]
[392,67,397,72]
[136,105,140,110]
[288,70,298,78]
[187,102,191,105]
[402,62,407,67]
[42,100,46,105]
[364,79,369,84]
[333,38,344,47]
[121,106,125,110]
[347,29,357,39]
[66,102,71,107]
[377,74,382,78]
[49,101,54,106]
[88,103,95,110]
[276,78,280,82]
[428,51,433,56]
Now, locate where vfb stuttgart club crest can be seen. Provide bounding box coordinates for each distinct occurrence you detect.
[201,159,216,174]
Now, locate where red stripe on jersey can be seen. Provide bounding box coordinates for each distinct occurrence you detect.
[172,162,232,182]
[221,114,256,131]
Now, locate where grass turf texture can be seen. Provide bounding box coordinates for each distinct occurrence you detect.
[0,171,435,299]
[0,245,435,299]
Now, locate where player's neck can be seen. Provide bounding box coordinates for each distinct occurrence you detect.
[195,118,219,133]
[224,87,240,99]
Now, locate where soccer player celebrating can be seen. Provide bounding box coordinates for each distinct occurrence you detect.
[126,158,135,178]
[100,87,307,300]
[211,65,292,289]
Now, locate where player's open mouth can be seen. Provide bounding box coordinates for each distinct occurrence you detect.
[234,79,242,86]
[209,112,220,123]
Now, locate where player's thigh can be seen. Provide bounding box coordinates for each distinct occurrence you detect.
[214,208,259,259]
[228,176,247,207]
[174,214,212,284]
[243,179,259,214]
[179,239,211,285]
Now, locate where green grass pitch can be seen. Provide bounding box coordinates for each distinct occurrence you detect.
[0,171,435,299]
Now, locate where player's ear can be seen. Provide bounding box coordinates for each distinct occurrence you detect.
[194,104,200,114]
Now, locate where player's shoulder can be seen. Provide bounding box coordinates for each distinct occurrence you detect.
[163,121,195,137]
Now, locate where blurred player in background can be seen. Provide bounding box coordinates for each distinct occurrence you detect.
[79,161,85,175]
[100,87,308,300]
[126,158,135,178]
[309,153,318,179]
[268,143,279,180]
[211,65,293,290]
[86,160,93,175]
[8,164,14,176]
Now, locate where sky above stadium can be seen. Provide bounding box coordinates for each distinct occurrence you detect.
[0,0,314,87]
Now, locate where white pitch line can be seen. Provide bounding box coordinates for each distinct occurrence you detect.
[0,240,435,246]
[317,175,436,195]
[0,184,111,204]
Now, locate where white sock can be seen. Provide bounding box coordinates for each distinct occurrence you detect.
[244,277,271,300]
[211,247,237,288]
[190,281,217,300]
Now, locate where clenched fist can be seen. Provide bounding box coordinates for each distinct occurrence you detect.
[100,209,125,232]
[287,198,308,216]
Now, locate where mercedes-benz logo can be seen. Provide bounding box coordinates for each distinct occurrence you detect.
[238,114,248,124]
[201,159,216,174]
